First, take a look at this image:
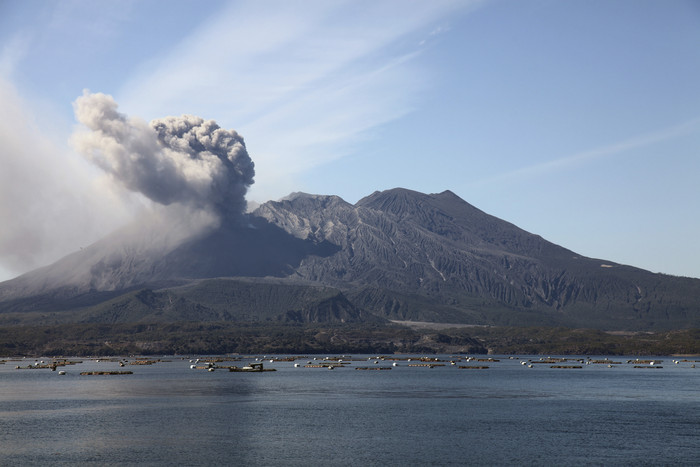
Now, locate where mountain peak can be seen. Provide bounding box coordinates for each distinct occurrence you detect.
[355,187,431,215]
[2,187,699,331]
[276,192,350,209]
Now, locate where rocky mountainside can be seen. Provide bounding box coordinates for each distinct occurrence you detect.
[1,188,699,330]
[253,189,700,329]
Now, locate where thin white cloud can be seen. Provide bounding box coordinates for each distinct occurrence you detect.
[119,0,483,202]
[0,0,485,279]
[0,33,29,78]
[471,117,700,187]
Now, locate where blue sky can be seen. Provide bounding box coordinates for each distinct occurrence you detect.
[1,0,699,281]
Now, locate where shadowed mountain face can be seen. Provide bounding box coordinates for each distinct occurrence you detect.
[1,188,699,330]
[0,216,339,314]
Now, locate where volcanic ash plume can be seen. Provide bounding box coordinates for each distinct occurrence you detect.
[72,91,255,220]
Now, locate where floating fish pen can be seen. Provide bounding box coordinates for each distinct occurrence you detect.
[633,366,663,369]
[228,363,276,372]
[16,364,61,370]
[201,357,243,362]
[531,358,582,364]
[408,363,445,368]
[627,359,663,365]
[355,367,392,370]
[589,360,622,364]
[128,359,161,365]
[550,365,583,369]
[476,358,500,362]
[458,366,489,370]
[80,371,133,375]
[54,359,82,365]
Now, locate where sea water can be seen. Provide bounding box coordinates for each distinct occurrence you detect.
[0,356,698,466]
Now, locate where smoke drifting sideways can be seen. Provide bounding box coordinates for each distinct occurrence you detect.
[72,91,255,224]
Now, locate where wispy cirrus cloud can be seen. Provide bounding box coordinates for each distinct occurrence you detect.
[470,116,700,187]
[119,0,484,201]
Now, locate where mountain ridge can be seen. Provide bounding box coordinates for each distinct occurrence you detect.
[1,187,698,330]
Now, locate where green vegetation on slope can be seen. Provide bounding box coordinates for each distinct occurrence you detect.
[0,322,697,357]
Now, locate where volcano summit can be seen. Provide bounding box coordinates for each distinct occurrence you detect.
[1,188,698,332]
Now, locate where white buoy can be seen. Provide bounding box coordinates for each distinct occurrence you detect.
[393,362,398,367]
[294,363,300,368]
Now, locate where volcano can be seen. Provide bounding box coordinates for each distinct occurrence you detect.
[1,188,698,330]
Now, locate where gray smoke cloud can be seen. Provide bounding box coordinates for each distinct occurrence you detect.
[72,91,255,219]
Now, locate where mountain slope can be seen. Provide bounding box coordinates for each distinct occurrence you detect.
[1,188,698,330]
[254,188,700,330]
[78,278,380,325]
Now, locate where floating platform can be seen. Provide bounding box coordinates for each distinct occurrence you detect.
[229,363,276,372]
[79,371,133,375]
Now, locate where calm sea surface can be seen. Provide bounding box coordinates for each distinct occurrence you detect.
[0,355,698,466]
